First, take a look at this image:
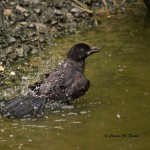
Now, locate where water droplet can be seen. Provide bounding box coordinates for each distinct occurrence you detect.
[9,134,14,138]
[67,112,78,116]
[1,129,5,132]
[55,119,66,122]
[117,114,121,119]
[80,111,87,115]
[144,92,148,96]
[34,106,38,110]
[54,126,63,130]
[18,143,23,149]
[72,121,82,124]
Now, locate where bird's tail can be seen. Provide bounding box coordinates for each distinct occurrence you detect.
[0,95,46,118]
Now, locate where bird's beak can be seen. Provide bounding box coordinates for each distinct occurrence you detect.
[87,47,100,55]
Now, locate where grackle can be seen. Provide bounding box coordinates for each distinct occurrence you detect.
[1,43,100,118]
[144,0,150,12]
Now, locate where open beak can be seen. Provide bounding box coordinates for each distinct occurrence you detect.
[87,47,100,55]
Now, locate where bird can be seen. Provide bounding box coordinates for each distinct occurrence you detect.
[144,0,150,12]
[1,43,100,118]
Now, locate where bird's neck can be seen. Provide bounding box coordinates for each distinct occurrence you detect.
[66,58,85,73]
[76,60,85,73]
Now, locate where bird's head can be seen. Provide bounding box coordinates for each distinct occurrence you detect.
[67,43,100,61]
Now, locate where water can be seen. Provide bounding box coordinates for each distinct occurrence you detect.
[0,3,150,150]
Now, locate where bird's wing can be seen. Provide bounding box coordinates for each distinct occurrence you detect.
[63,72,90,101]
[35,68,89,101]
[29,68,62,91]
[45,70,90,101]
[31,58,89,101]
[35,69,66,95]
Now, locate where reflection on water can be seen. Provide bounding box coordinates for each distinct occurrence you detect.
[0,3,150,150]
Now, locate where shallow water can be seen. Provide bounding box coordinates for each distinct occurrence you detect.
[0,3,150,150]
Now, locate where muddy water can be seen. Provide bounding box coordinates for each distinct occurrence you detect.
[0,3,150,150]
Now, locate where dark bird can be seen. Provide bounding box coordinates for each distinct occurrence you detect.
[1,43,100,118]
[144,0,150,12]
